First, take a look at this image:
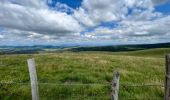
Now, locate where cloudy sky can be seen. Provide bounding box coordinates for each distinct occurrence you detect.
[0,0,170,46]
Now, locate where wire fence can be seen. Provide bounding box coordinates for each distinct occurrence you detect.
[0,56,166,100]
[0,81,165,86]
[0,81,164,99]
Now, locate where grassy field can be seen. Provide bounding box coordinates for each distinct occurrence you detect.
[113,48,170,58]
[0,48,169,100]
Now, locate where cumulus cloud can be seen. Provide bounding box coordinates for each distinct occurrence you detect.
[0,0,83,37]
[84,15,170,42]
[0,35,4,39]
[0,0,170,45]
[1,0,43,8]
[74,0,126,27]
[74,0,162,27]
[75,0,170,44]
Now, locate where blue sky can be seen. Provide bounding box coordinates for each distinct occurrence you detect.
[48,0,82,9]
[155,1,170,13]
[0,0,170,46]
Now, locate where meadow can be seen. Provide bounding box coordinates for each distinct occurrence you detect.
[0,48,169,100]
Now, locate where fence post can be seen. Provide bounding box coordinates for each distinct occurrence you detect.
[112,71,120,100]
[27,58,39,100]
[165,54,170,100]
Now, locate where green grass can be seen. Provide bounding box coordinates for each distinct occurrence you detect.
[0,48,167,100]
[114,48,170,57]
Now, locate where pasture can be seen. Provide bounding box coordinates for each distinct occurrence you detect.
[0,48,169,100]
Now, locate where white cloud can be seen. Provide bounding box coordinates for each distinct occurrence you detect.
[74,0,126,27]
[0,0,83,37]
[1,0,43,8]
[54,2,74,13]
[0,35,4,39]
[74,8,96,27]
[84,15,170,43]
[0,0,170,45]
[74,0,160,27]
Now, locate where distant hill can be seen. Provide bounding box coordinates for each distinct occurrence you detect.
[1,42,170,54]
[0,45,64,54]
[113,48,170,57]
[69,42,170,52]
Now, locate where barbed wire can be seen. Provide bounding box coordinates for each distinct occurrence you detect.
[120,83,163,87]
[0,82,164,87]
[0,82,164,100]
[119,98,162,100]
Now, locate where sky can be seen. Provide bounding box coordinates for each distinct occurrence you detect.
[0,0,170,46]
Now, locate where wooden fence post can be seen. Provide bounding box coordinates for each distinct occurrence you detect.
[165,54,170,100]
[27,58,39,100]
[112,71,120,100]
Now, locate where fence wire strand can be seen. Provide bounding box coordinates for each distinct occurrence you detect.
[0,82,164,87]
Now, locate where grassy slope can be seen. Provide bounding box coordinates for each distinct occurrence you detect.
[0,50,165,100]
[113,48,170,58]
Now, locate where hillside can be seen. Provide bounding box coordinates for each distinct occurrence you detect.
[113,48,170,57]
[69,42,170,52]
[1,42,170,54]
[0,52,165,100]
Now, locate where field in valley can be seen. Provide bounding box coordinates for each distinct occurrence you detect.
[0,48,170,100]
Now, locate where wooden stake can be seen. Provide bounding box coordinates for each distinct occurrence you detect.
[27,58,39,100]
[165,54,170,100]
[112,71,120,100]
